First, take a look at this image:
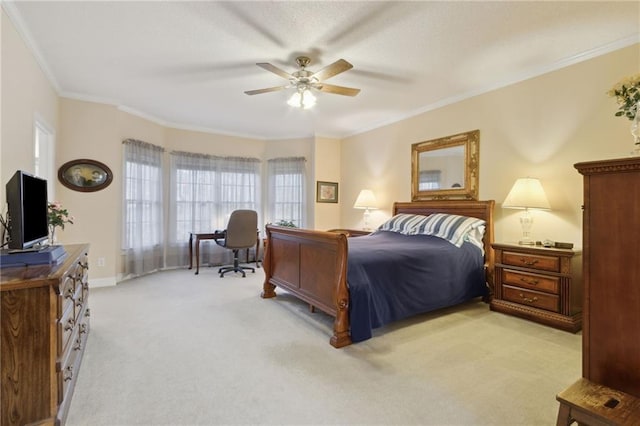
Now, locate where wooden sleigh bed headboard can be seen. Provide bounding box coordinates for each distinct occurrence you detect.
[393,200,495,278]
[262,199,495,348]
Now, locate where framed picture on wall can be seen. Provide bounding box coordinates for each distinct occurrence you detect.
[58,159,113,192]
[316,181,338,203]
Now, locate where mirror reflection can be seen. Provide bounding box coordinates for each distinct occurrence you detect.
[417,146,465,191]
[411,130,479,200]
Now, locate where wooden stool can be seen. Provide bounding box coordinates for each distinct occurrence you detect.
[556,378,640,426]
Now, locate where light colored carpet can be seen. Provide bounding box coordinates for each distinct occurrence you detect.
[67,266,581,425]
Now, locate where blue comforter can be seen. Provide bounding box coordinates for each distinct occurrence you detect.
[347,230,486,342]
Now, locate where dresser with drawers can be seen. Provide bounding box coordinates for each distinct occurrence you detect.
[1,244,90,426]
[490,242,582,332]
[574,157,640,397]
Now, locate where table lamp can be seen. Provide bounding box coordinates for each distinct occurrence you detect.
[353,189,377,231]
[502,177,550,245]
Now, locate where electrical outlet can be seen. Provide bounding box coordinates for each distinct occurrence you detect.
[97,257,105,267]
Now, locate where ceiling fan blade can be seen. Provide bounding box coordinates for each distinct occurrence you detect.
[311,59,353,81]
[315,83,360,97]
[256,63,292,80]
[244,86,289,95]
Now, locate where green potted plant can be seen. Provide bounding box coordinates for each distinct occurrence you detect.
[274,219,297,228]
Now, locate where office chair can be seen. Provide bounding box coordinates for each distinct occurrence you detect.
[215,210,258,277]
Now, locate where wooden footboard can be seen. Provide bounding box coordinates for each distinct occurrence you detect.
[261,225,352,348]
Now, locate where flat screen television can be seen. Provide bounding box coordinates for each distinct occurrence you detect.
[5,170,49,250]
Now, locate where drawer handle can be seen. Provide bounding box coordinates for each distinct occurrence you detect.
[64,318,75,331]
[85,308,91,318]
[64,287,74,299]
[519,277,539,285]
[64,366,73,381]
[519,258,539,266]
[80,323,87,334]
[519,293,538,304]
[74,337,82,351]
[76,296,84,307]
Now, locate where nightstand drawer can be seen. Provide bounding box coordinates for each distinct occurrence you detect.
[502,269,559,294]
[491,242,582,332]
[502,251,559,272]
[503,285,559,313]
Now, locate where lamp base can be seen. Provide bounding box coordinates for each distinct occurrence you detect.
[362,208,371,232]
[518,210,535,246]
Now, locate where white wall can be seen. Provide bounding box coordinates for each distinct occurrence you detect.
[340,44,640,247]
[55,99,120,285]
[313,136,341,230]
[1,10,58,205]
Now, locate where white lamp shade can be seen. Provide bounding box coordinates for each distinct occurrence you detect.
[287,89,316,109]
[502,177,551,210]
[353,189,377,209]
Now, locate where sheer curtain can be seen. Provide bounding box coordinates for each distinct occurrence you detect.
[266,157,306,228]
[166,151,261,268]
[122,139,164,279]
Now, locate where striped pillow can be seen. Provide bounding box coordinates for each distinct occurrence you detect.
[410,213,486,248]
[377,213,430,235]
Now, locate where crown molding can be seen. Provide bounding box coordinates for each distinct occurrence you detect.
[344,35,640,139]
[2,1,61,93]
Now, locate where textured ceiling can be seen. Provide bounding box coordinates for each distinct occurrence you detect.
[4,1,639,140]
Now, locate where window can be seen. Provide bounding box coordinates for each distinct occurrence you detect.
[419,170,441,190]
[34,117,55,199]
[267,157,306,228]
[122,139,164,277]
[218,157,261,218]
[172,157,218,241]
[123,161,163,249]
[167,152,261,267]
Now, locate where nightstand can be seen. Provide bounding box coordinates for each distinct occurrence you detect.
[327,229,371,237]
[490,242,582,332]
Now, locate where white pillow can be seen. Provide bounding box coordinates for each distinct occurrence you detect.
[377,213,429,235]
[410,213,486,248]
[464,224,486,254]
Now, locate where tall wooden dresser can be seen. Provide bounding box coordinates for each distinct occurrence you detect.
[1,244,90,426]
[575,157,640,398]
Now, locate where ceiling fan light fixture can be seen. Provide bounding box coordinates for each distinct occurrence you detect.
[247,56,358,106]
[287,88,316,109]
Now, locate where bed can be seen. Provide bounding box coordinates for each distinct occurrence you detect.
[261,200,495,347]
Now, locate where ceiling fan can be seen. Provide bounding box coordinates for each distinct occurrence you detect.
[245,56,360,108]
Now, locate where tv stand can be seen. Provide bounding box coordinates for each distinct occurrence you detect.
[1,244,90,426]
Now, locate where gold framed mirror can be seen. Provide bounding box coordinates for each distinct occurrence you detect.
[411,129,479,200]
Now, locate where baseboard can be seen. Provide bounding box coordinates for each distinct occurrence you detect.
[90,276,117,288]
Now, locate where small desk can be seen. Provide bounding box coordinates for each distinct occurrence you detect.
[188,231,261,275]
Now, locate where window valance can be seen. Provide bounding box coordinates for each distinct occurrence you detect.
[122,138,165,152]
